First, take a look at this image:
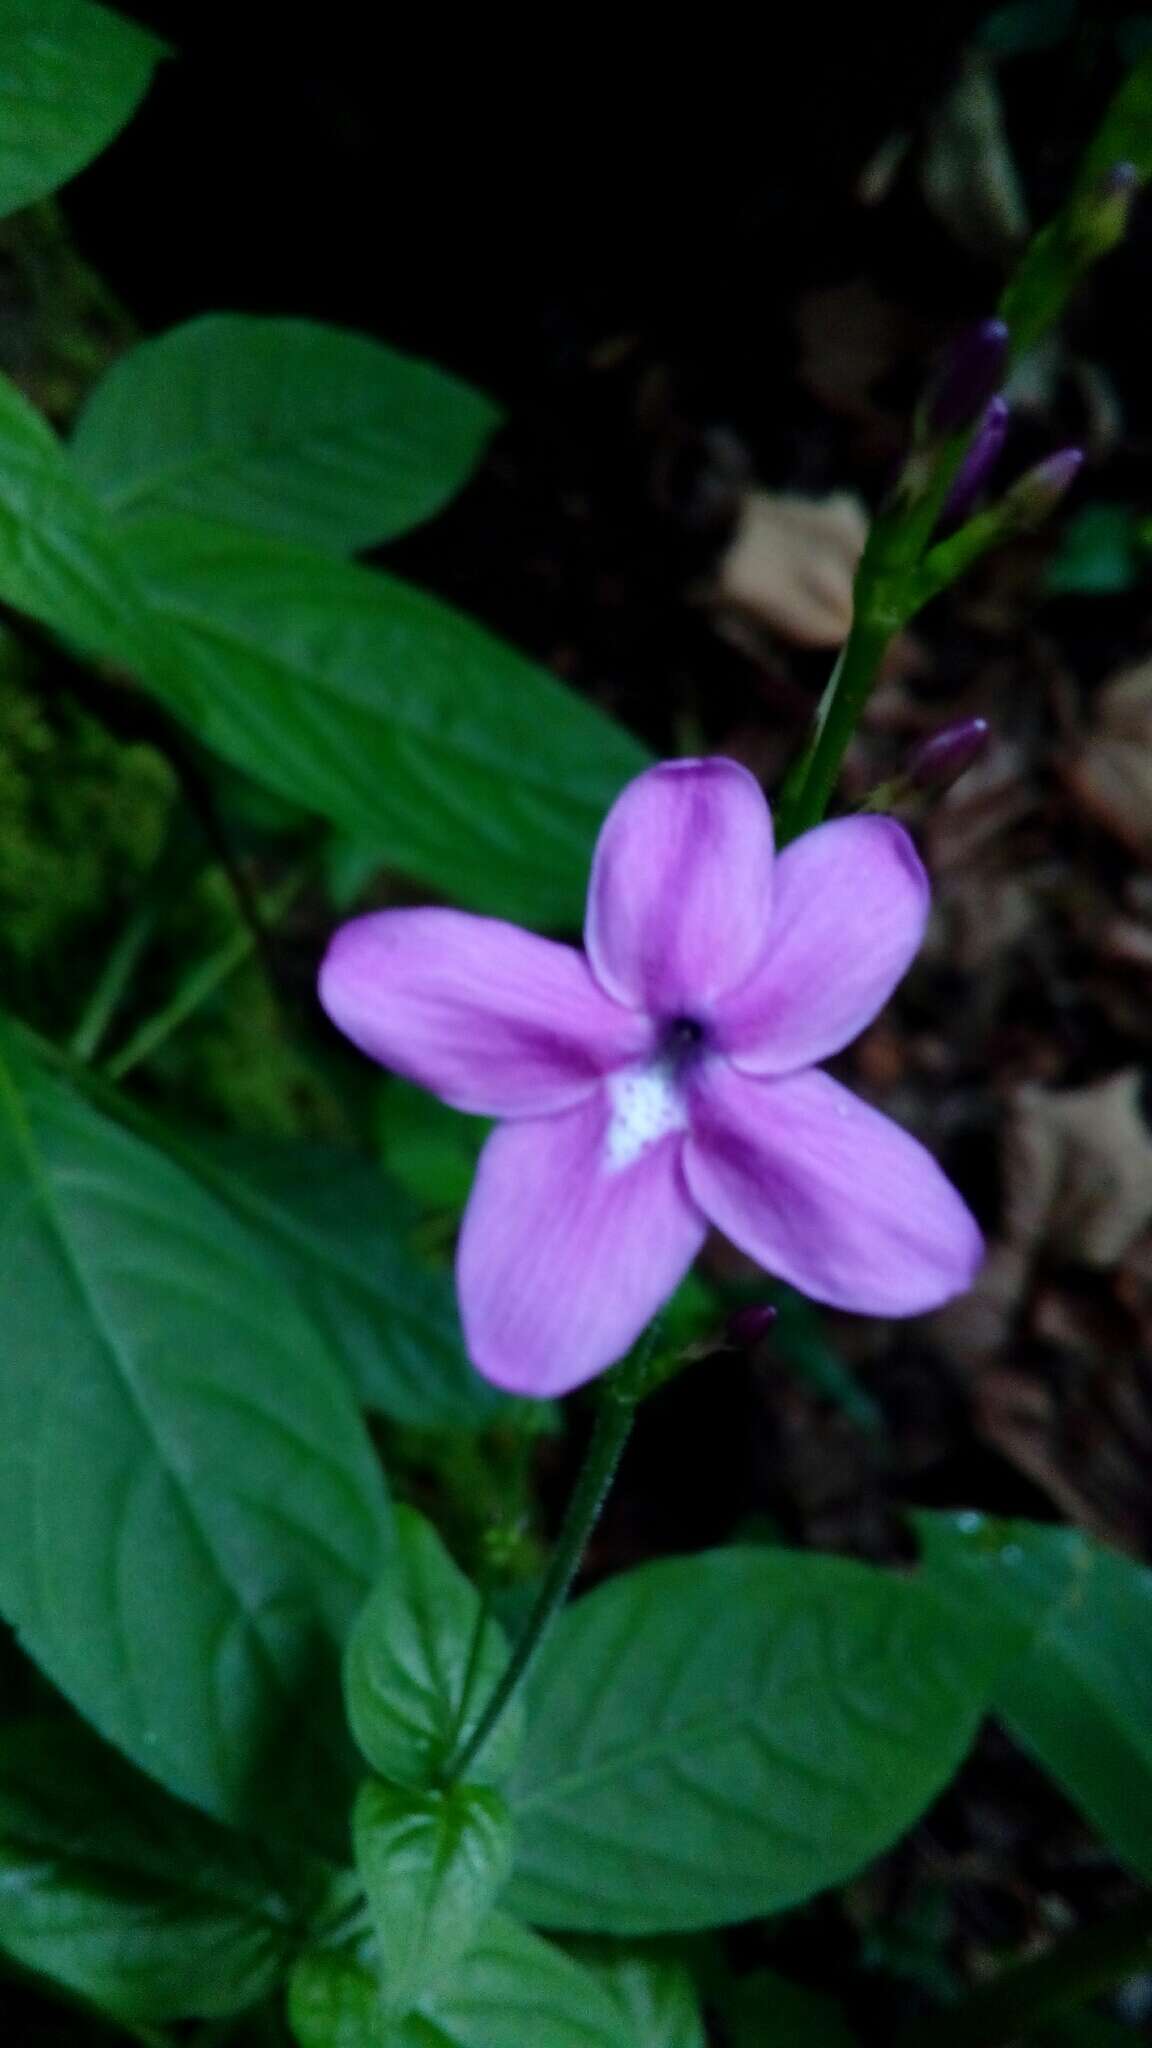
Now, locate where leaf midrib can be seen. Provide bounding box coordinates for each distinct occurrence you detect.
[0,1049,346,1790]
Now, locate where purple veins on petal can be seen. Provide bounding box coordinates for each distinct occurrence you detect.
[584,756,774,1015]
[317,752,985,1398]
[318,906,649,1119]
[684,1062,984,1319]
[716,815,930,1076]
[456,1089,706,1398]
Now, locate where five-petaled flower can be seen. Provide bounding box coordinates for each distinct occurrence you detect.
[319,759,983,1397]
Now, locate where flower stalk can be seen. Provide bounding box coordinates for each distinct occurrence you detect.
[444,1330,656,1785]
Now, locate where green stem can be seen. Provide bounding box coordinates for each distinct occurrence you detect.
[445,1335,655,1784]
[70,897,161,1062]
[451,1572,497,1750]
[774,597,901,843]
[896,1892,1152,2048]
[104,871,304,1083]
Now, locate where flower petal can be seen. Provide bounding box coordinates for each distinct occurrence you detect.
[584,758,774,1014]
[319,908,648,1117]
[685,1062,982,1315]
[457,1094,706,1396]
[717,817,929,1074]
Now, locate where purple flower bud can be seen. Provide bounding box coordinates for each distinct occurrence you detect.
[726,1303,778,1348]
[941,396,1010,527]
[907,718,991,794]
[924,318,1009,437]
[1003,445,1083,527]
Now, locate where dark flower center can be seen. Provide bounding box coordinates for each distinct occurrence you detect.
[661,1014,708,1069]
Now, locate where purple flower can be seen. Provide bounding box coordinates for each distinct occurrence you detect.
[320,760,983,1397]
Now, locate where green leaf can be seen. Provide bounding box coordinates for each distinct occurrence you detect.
[414,1913,633,2047]
[175,1136,505,1431]
[1045,504,1146,596]
[913,1511,1086,1645]
[725,1968,857,2047]
[354,1782,514,2019]
[919,1513,1152,1887]
[289,1951,386,2048]
[72,316,500,553]
[291,1917,634,2048]
[1079,49,1152,187]
[0,0,163,221]
[345,1508,522,1791]
[0,1024,389,1851]
[115,513,649,925]
[377,1080,490,1220]
[0,1717,325,2023]
[0,372,155,665]
[508,1546,1011,1933]
[409,1916,627,2048]
[580,1947,706,2048]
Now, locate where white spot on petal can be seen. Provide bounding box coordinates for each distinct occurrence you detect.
[604,1063,688,1173]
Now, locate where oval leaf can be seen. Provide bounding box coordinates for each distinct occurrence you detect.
[345,1508,522,1791]
[508,1547,1012,1933]
[174,1135,508,1431]
[419,1913,634,2048]
[0,372,156,666]
[116,513,649,926]
[73,316,500,552]
[919,1512,1152,1887]
[0,0,163,220]
[354,1781,514,2018]
[289,1952,386,2048]
[0,1025,390,1851]
[0,1717,325,2023]
[581,1949,706,2048]
[291,1917,633,2048]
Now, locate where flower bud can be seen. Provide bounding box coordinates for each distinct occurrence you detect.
[1002,446,1083,528]
[907,718,990,794]
[941,396,1010,527]
[726,1303,778,1348]
[924,318,1009,437]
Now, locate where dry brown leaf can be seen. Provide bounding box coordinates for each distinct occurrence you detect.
[1003,1070,1152,1268]
[793,278,916,425]
[975,1367,1135,1549]
[712,488,868,648]
[1062,659,1152,863]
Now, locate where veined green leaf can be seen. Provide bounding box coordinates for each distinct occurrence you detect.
[509,1547,1013,1932]
[0,0,163,221]
[0,1717,326,2023]
[0,1023,389,1853]
[345,1508,522,1792]
[73,316,500,552]
[115,513,648,926]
